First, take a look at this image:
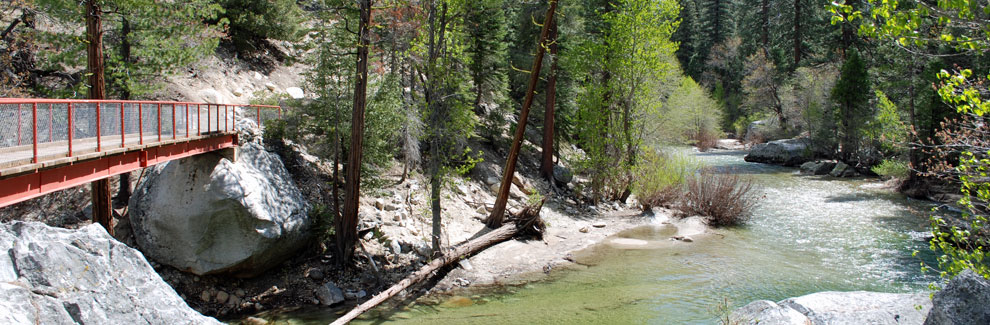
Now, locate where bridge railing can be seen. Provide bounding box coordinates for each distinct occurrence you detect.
[0,98,280,166]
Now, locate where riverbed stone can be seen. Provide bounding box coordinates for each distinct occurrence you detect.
[924,270,990,325]
[800,161,837,175]
[744,137,812,166]
[781,291,930,324]
[316,282,345,306]
[736,291,930,325]
[0,222,219,324]
[608,238,649,248]
[732,300,811,325]
[828,162,860,178]
[129,138,311,277]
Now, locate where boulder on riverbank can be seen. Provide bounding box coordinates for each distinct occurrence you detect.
[800,160,837,175]
[828,162,860,178]
[744,138,812,166]
[925,270,990,325]
[733,291,931,325]
[0,221,218,324]
[129,119,311,278]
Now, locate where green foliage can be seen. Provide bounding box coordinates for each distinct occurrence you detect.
[33,0,223,98]
[309,204,336,248]
[834,0,989,279]
[568,0,680,202]
[631,150,698,211]
[832,50,871,159]
[871,159,909,179]
[466,0,512,141]
[214,0,305,52]
[648,76,722,145]
[927,151,990,279]
[262,119,288,144]
[296,4,402,192]
[866,91,909,155]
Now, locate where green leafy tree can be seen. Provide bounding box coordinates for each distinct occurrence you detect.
[569,0,680,202]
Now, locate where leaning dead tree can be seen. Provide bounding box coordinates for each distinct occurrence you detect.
[485,0,558,228]
[329,200,546,325]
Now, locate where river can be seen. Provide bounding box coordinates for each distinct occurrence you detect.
[274,149,941,324]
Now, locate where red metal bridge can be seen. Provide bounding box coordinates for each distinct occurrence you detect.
[0,98,282,208]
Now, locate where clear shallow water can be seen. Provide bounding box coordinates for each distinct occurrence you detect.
[273,149,940,324]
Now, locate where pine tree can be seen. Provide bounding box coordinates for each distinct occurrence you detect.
[33,0,223,98]
[832,50,870,160]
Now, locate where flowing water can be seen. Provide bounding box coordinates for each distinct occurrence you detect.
[274,149,941,324]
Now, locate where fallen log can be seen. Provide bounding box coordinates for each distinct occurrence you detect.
[330,223,517,325]
[330,199,546,325]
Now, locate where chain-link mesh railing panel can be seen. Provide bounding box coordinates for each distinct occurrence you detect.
[0,104,25,148]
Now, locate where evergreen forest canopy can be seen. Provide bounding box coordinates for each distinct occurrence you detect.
[1,0,987,279]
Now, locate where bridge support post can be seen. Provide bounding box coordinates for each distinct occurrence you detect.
[91,179,113,236]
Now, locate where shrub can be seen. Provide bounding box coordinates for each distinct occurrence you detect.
[694,129,720,152]
[685,168,757,226]
[632,151,698,211]
[871,159,909,179]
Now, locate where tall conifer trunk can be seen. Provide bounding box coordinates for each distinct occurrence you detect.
[338,0,372,263]
[540,13,558,182]
[87,0,112,236]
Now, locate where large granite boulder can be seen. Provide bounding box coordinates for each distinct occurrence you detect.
[734,291,930,325]
[129,140,311,277]
[925,270,990,325]
[0,221,218,324]
[744,138,812,166]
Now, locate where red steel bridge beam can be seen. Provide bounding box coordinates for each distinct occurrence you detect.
[0,134,237,208]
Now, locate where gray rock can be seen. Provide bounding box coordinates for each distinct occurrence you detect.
[0,222,218,324]
[390,240,402,254]
[925,270,990,325]
[345,290,367,300]
[779,291,930,325]
[828,162,860,178]
[800,161,837,175]
[732,300,811,325]
[216,291,229,304]
[384,203,401,211]
[286,87,304,99]
[485,177,500,186]
[414,242,432,257]
[130,138,311,277]
[307,268,324,281]
[744,138,812,166]
[592,222,606,228]
[735,291,930,325]
[553,165,573,185]
[316,282,345,306]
